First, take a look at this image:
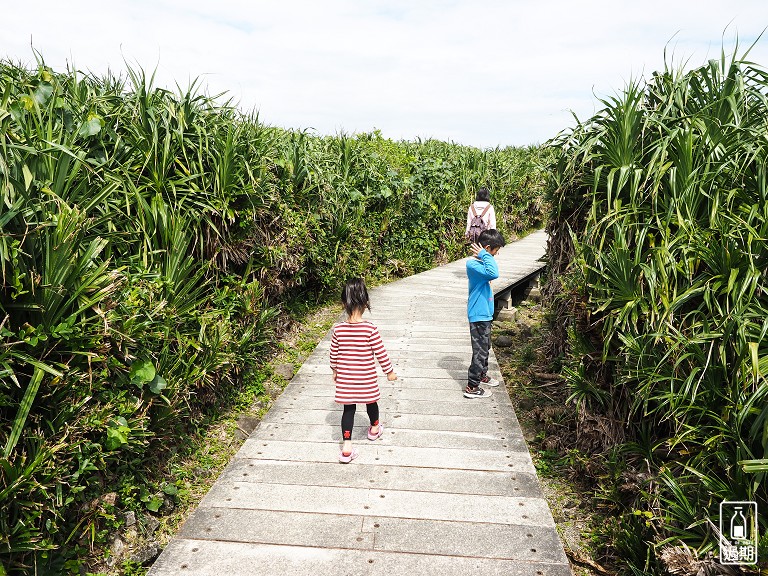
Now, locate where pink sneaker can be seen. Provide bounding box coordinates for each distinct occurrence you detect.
[339,448,359,464]
[367,423,384,441]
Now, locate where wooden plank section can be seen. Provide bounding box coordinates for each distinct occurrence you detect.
[148,229,571,575]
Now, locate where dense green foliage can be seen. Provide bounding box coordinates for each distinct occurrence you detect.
[546,48,768,571]
[0,58,547,573]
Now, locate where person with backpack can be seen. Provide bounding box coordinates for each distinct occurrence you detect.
[464,187,497,243]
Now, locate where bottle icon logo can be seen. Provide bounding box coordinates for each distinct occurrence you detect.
[720,501,757,565]
[730,507,746,539]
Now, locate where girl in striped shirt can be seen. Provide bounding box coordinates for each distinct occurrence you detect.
[331,278,397,463]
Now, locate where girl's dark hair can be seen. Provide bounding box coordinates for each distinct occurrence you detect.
[341,277,371,316]
[476,187,491,202]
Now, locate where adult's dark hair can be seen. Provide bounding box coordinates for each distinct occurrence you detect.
[475,187,491,202]
[478,229,506,249]
[341,277,371,316]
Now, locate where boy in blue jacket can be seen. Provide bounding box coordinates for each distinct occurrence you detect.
[465,229,506,398]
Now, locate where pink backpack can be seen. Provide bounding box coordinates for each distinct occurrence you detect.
[467,204,490,242]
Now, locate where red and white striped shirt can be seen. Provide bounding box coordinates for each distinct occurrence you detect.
[330,321,393,404]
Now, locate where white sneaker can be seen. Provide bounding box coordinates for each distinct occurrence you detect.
[481,375,500,387]
[464,386,492,399]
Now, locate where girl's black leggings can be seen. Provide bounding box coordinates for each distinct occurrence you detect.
[342,402,379,440]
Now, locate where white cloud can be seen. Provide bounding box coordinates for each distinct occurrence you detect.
[3,0,767,147]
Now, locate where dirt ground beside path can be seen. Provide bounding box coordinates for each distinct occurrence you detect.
[492,300,614,576]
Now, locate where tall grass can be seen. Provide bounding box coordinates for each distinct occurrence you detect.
[546,45,768,571]
[0,57,548,573]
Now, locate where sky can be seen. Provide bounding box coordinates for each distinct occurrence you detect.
[3,1,767,149]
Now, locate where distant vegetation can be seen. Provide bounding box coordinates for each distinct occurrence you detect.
[0,57,548,573]
[546,47,768,572]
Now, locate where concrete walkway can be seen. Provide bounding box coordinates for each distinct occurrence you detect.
[148,229,571,576]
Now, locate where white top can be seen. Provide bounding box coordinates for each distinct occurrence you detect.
[465,201,496,234]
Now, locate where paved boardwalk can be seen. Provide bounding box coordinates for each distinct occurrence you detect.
[149,229,571,576]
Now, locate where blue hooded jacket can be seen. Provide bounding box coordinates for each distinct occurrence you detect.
[466,249,499,322]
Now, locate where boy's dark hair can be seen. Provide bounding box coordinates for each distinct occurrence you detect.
[341,277,371,316]
[475,188,491,202]
[478,229,505,249]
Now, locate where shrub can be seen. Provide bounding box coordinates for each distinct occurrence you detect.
[545,47,768,571]
[1,57,547,572]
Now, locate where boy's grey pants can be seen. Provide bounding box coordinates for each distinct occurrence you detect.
[468,320,492,388]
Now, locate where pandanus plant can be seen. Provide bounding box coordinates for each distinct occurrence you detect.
[1,54,549,571]
[547,43,768,569]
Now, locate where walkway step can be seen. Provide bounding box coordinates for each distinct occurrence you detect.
[218,459,542,495]
[153,540,572,576]
[148,229,572,575]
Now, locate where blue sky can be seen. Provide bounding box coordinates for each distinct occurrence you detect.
[4,0,767,148]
